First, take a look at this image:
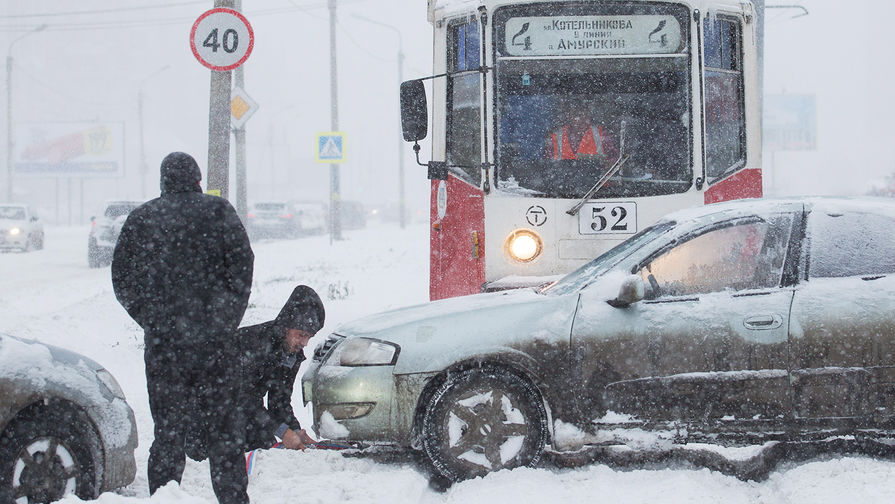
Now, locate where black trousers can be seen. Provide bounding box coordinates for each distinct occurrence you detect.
[145,337,249,504]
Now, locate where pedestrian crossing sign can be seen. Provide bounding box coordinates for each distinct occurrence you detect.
[315,132,346,163]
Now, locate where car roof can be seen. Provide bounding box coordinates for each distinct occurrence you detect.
[660,196,895,225]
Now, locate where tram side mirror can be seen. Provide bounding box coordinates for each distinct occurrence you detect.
[400,80,428,142]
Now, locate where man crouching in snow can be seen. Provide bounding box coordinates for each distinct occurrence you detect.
[187,285,324,460]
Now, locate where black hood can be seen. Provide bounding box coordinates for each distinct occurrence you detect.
[160,152,202,195]
[274,285,325,334]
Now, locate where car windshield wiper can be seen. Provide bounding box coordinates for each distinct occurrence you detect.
[567,121,631,216]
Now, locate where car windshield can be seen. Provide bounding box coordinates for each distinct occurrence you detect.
[0,207,26,220]
[542,220,675,295]
[105,203,139,218]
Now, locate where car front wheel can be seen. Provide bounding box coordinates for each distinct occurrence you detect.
[421,367,548,482]
[0,411,99,503]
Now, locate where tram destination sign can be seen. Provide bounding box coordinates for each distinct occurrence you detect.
[504,15,682,57]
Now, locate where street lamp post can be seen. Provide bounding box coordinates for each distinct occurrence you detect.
[352,14,406,229]
[138,65,170,200]
[6,24,47,203]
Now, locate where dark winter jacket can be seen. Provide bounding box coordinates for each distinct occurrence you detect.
[239,286,326,444]
[111,152,254,347]
[183,286,325,457]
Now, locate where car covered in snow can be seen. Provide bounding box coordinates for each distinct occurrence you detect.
[246,201,302,239]
[289,201,327,235]
[302,197,895,482]
[0,333,138,502]
[88,200,142,268]
[0,204,44,252]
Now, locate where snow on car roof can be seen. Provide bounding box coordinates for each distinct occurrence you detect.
[659,196,895,226]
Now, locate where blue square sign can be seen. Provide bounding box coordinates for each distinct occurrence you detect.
[315,132,346,163]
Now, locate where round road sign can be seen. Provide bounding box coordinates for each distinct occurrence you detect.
[190,8,254,71]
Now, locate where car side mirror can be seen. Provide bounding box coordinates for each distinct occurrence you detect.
[400,80,428,142]
[30,216,38,222]
[608,275,645,308]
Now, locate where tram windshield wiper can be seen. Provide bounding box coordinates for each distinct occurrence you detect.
[567,121,630,216]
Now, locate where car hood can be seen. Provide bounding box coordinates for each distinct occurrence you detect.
[1,333,105,371]
[333,288,579,374]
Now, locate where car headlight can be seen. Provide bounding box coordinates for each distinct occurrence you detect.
[8,227,21,236]
[325,338,399,366]
[96,369,127,400]
[504,228,543,263]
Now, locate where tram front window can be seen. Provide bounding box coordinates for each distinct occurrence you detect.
[494,5,692,199]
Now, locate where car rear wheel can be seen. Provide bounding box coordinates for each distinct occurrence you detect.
[421,367,548,482]
[87,239,101,268]
[0,410,99,503]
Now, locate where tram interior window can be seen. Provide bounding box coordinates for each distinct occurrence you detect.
[704,16,745,181]
[447,18,482,185]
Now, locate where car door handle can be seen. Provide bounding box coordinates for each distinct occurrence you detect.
[743,314,783,330]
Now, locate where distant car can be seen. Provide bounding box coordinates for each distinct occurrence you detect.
[0,333,138,502]
[88,200,141,268]
[0,204,44,252]
[246,201,301,239]
[289,201,327,235]
[303,197,895,482]
[339,201,366,230]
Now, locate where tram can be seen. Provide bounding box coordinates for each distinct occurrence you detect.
[400,0,762,300]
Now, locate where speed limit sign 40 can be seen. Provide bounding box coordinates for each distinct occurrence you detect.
[190,8,254,71]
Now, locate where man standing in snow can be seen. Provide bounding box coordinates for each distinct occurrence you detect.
[186,285,324,460]
[111,151,254,504]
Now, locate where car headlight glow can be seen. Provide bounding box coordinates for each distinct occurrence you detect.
[326,337,398,366]
[8,227,21,236]
[504,228,543,263]
[96,369,127,400]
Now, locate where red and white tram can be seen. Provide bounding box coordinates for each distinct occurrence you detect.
[401,0,762,300]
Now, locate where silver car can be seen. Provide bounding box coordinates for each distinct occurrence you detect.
[0,334,138,502]
[303,197,895,482]
[0,204,44,252]
[88,200,142,268]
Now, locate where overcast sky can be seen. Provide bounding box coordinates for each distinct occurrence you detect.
[1,0,893,222]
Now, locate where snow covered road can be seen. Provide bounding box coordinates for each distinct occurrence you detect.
[2,223,895,503]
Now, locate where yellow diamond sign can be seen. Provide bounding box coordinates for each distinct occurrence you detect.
[231,96,250,120]
[230,86,258,129]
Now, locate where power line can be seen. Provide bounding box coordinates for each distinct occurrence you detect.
[0,0,357,33]
[0,1,209,19]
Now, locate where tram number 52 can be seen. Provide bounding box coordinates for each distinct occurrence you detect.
[579,202,637,235]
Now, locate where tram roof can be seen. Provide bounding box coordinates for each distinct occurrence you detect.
[428,0,754,23]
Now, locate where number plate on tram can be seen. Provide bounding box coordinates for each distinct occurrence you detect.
[578,202,637,235]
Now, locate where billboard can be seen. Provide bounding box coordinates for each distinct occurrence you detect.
[763,94,816,152]
[13,122,125,178]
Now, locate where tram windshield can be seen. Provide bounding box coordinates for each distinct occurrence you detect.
[494,3,692,199]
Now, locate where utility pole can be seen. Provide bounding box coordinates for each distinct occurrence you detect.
[6,24,47,203]
[754,0,765,117]
[233,0,248,221]
[206,0,235,199]
[328,0,342,242]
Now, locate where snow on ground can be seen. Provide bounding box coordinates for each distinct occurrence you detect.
[2,223,895,503]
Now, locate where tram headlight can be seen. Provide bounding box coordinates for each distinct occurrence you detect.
[504,229,543,263]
